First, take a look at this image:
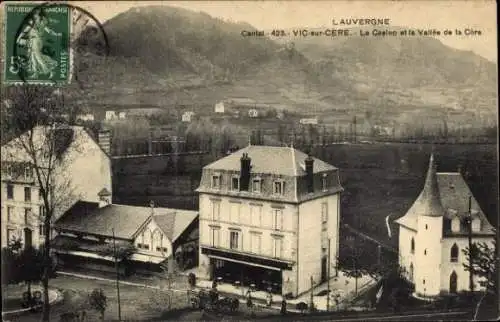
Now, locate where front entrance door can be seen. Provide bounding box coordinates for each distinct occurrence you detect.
[449,271,457,293]
[24,228,33,249]
[321,256,327,282]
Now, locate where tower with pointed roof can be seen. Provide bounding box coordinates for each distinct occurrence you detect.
[414,154,444,297]
[395,154,495,297]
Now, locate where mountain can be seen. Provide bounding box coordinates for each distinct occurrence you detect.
[72,6,496,129]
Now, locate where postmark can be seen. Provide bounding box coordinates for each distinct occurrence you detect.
[4,3,71,84]
[3,2,109,86]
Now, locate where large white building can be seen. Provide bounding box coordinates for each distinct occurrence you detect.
[395,155,495,298]
[197,145,343,297]
[1,125,113,249]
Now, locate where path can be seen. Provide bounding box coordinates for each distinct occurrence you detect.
[343,224,397,253]
[385,214,392,238]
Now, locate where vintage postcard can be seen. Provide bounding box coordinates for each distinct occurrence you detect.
[1,1,497,321]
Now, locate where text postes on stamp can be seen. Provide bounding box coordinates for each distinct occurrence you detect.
[4,3,71,84]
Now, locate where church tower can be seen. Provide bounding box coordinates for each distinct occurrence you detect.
[412,154,444,297]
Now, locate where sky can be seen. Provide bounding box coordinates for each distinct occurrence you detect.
[73,1,496,62]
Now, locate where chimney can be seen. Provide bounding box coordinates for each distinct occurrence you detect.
[240,153,251,191]
[98,130,111,155]
[97,188,111,208]
[150,200,155,216]
[305,155,314,193]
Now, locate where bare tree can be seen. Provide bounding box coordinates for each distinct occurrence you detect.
[1,85,81,322]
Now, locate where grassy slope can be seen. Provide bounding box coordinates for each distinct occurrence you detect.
[71,6,497,130]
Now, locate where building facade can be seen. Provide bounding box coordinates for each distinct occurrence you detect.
[1,162,42,248]
[1,126,113,249]
[197,145,343,297]
[395,155,495,297]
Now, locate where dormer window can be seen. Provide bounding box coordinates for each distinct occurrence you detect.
[273,181,285,195]
[212,175,221,189]
[24,164,33,180]
[231,176,240,191]
[252,177,262,193]
[322,174,328,191]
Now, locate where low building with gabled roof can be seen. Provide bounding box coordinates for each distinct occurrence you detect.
[395,154,495,298]
[53,201,199,276]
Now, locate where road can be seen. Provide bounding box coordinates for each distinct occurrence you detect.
[262,310,471,321]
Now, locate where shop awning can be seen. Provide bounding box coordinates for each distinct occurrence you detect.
[129,253,166,264]
[209,255,281,271]
[56,250,120,262]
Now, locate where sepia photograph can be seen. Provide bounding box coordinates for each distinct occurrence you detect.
[0,1,498,321]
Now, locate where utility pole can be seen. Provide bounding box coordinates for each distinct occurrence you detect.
[467,196,474,293]
[112,229,122,321]
[310,276,314,310]
[327,238,331,311]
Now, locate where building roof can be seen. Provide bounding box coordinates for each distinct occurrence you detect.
[405,154,445,218]
[395,156,494,236]
[55,201,198,241]
[204,145,337,176]
[148,208,198,242]
[438,172,495,236]
[1,125,110,162]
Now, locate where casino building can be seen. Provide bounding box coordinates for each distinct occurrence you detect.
[197,145,343,297]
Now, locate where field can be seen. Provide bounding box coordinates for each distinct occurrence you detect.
[112,143,497,253]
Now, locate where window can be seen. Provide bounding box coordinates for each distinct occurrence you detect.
[7,184,14,199]
[212,175,221,189]
[273,238,283,258]
[425,224,428,230]
[231,177,239,191]
[230,231,239,250]
[210,227,220,247]
[252,178,262,193]
[423,279,425,285]
[273,181,285,195]
[7,206,13,222]
[24,187,31,202]
[273,209,283,230]
[24,165,32,180]
[321,202,328,223]
[250,205,262,227]
[39,205,45,218]
[39,223,45,236]
[424,249,427,255]
[211,200,220,221]
[410,237,415,254]
[450,243,459,262]
[250,233,261,253]
[322,175,328,191]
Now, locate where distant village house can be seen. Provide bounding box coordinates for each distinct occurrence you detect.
[182,111,195,123]
[248,109,259,118]
[215,101,225,114]
[299,118,318,125]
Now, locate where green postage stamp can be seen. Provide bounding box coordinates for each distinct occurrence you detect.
[3,3,71,84]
